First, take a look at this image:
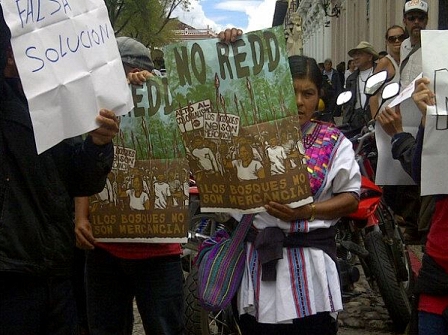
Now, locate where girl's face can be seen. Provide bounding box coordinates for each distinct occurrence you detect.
[293,77,319,125]
[386,27,405,54]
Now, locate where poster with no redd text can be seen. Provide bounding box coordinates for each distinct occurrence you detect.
[164,26,313,213]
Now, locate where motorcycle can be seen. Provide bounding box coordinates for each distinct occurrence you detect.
[334,72,413,333]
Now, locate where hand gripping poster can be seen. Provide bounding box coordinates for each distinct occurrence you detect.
[89,76,190,242]
[164,26,313,213]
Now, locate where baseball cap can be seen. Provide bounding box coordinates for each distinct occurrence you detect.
[116,36,154,71]
[348,41,379,61]
[404,0,428,14]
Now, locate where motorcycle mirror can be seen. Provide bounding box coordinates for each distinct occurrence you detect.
[382,82,400,100]
[372,82,401,120]
[336,91,353,106]
[364,70,388,96]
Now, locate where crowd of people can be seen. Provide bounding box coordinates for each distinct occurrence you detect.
[1,0,446,334]
[306,1,447,334]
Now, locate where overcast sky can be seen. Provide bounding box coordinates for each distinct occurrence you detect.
[172,0,277,34]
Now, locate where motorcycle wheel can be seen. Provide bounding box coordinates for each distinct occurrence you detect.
[184,266,241,335]
[376,202,415,296]
[364,230,411,333]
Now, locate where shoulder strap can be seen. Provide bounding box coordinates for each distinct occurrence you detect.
[232,214,255,244]
[400,42,421,74]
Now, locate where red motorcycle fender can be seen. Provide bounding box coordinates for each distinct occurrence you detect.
[347,194,381,220]
[346,176,381,221]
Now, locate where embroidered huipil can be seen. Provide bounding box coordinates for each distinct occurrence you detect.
[237,121,361,324]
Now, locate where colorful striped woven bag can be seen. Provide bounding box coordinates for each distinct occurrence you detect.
[196,214,254,311]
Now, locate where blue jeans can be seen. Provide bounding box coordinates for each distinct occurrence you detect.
[85,248,184,335]
[0,272,78,335]
[419,311,448,335]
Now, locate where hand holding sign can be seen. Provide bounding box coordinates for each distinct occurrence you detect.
[89,109,120,146]
[411,77,435,126]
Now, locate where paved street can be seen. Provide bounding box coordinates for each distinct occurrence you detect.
[132,245,423,335]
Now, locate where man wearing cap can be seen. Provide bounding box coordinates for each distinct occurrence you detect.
[342,41,379,130]
[381,0,431,244]
[74,37,184,335]
[400,0,428,88]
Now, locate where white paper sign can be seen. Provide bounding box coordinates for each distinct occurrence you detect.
[388,73,422,108]
[374,120,415,185]
[421,30,448,196]
[1,0,133,153]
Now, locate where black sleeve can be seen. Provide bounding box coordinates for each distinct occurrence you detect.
[391,132,416,178]
[63,135,114,197]
[412,125,425,184]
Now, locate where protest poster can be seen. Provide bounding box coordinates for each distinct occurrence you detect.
[164,26,313,213]
[1,1,133,154]
[90,76,190,243]
[421,30,448,196]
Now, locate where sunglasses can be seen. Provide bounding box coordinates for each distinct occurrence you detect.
[387,34,405,43]
[406,14,427,22]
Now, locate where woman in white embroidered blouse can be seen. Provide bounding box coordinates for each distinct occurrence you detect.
[219,29,361,335]
[219,28,361,335]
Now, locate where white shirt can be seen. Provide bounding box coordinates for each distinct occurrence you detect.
[266,145,287,175]
[154,182,171,209]
[237,135,361,323]
[356,67,373,109]
[400,37,413,65]
[192,147,218,172]
[232,159,263,181]
[126,189,149,210]
[399,37,423,142]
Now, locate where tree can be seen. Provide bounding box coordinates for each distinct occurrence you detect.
[105,0,190,48]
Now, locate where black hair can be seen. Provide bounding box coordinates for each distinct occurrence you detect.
[288,55,323,93]
[347,59,353,70]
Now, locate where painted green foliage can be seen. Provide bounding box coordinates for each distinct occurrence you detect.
[115,26,297,161]
[163,26,297,127]
[116,76,184,160]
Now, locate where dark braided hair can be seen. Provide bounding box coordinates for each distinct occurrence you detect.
[288,55,323,95]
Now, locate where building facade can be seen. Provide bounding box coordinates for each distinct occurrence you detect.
[297,0,440,64]
[173,21,218,40]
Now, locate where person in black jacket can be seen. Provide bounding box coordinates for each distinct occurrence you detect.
[0,7,118,335]
[384,76,447,335]
[342,41,379,130]
[322,58,343,119]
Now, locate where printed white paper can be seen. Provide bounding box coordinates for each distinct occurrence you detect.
[388,73,422,108]
[1,0,133,153]
[421,30,448,196]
